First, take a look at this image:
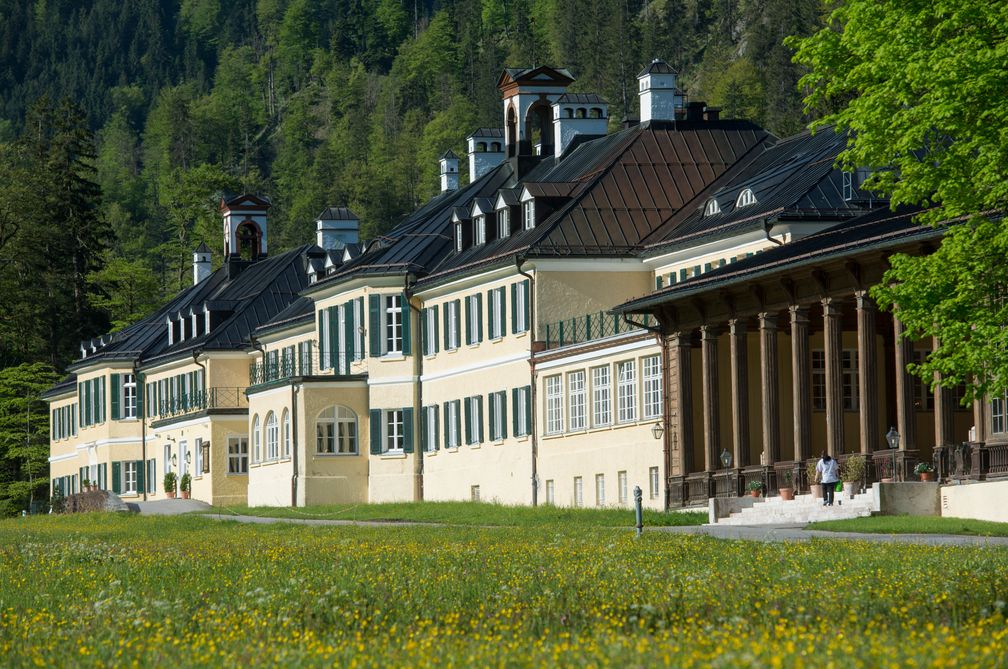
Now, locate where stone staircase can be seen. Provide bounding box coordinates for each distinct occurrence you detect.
[716,488,878,526]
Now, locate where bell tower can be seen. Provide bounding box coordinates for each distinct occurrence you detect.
[221,193,270,278]
[497,66,575,161]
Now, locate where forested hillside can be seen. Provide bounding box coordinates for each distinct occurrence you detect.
[0,0,825,371]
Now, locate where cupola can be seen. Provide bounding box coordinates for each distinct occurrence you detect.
[552,93,609,159]
[467,128,505,182]
[221,193,270,278]
[498,66,575,161]
[192,242,212,285]
[637,59,686,123]
[439,150,460,192]
[315,207,359,251]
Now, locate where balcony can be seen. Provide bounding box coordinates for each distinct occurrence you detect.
[543,311,657,350]
[150,387,249,426]
[248,350,358,389]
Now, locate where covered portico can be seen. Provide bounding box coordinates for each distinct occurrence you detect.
[618,211,976,508]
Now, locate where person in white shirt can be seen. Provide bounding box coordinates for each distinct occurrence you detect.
[816,452,840,506]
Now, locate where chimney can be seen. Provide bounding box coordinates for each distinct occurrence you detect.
[686,101,705,122]
[552,93,609,159]
[466,129,505,182]
[439,150,460,192]
[704,106,721,122]
[637,59,686,123]
[192,242,212,285]
[315,207,360,251]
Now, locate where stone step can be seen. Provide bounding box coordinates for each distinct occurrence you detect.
[716,487,879,526]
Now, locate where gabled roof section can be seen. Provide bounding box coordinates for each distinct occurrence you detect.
[440,149,460,160]
[498,66,576,90]
[255,295,315,337]
[221,192,271,210]
[555,93,608,105]
[467,128,505,139]
[318,206,358,221]
[638,59,677,77]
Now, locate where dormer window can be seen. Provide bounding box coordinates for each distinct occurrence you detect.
[736,188,757,208]
[167,316,174,345]
[455,222,463,252]
[523,199,535,230]
[842,171,853,201]
[474,215,486,245]
[704,199,720,216]
[497,209,509,239]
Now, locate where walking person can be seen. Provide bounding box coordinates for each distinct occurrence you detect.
[816,452,840,507]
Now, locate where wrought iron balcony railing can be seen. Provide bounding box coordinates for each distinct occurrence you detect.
[543,311,657,350]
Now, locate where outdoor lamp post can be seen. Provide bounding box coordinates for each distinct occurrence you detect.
[651,421,664,440]
[720,448,732,470]
[885,426,900,481]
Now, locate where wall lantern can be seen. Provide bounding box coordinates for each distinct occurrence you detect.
[651,421,665,440]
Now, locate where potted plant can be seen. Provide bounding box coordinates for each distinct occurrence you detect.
[779,470,795,501]
[807,459,823,499]
[81,478,90,492]
[747,479,763,498]
[180,472,192,500]
[915,462,936,482]
[841,454,866,500]
[164,471,177,499]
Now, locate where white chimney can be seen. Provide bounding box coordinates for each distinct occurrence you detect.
[466,128,505,182]
[637,59,685,123]
[439,150,460,192]
[315,207,360,251]
[553,93,609,159]
[192,242,212,285]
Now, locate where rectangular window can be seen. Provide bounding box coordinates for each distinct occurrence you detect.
[497,209,509,238]
[455,222,463,252]
[545,479,555,505]
[474,215,486,245]
[466,294,482,345]
[567,370,586,431]
[490,391,507,441]
[466,395,483,445]
[842,349,859,411]
[617,360,637,423]
[545,375,564,434]
[385,409,404,452]
[471,485,480,501]
[618,471,628,505]
[228,437,249,474]
[595,473,605,507]
[812,350,826,411]
[123,374,137,419]
[514,386,531,437]
[514,280,529,333]
[194,438,203,477]
[523,199,535,229]
[446,300,460,350]
[424,307,438,356]
[424,405,439,452]
[911,349,933,411]
[592,365,611,427]
[649,466,660,500]
[843,171,854,201]
[489,287,505,339]
[385,295,403,354]
[317,420,335,454]
[573,476,583,507]
[180,441,189,478]
[124,461,137,494]
[642,355,662,419]
[446,400,461,449]
[993,394,1007,434]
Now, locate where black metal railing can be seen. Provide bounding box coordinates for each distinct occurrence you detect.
[249,350,359,387]
[543,311,656,350]
[153,387,248,420]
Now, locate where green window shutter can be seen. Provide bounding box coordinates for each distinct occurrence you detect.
[443,401,451,447]
[464,398,473,445]
[421,308,429,356]
[99,377,106,423]
[420,406,429,451]
[498,287,507,337]
[434,406,440,450]
[111,461,121,494]
[512,388,519,437]
[476,293,483,342]
[83,381,91,426]
[656,275,663,289]
[344,300,356,366]
[369,409,382,454]
[327,306,339,369]
[522,281,530,333]
[487,290,496,339]
[136,460,145,493]
[432,305,439,354]
[464,296,472,345]
[501,391,508,440]
[477,395,484,442]
[523,386,532,434]
[402,407,414,453]
[401,293,411,356]
[489,395,497,441]
[317,309,325,364]
[443,303,450,349]
[110,373,121,420]
[369,295,381,357]
[136,374,144,419]
[511,283,518,334]
[77,383,82,427]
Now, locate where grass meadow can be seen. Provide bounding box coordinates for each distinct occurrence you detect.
[2,513,1007,667]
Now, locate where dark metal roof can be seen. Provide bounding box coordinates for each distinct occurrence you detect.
[556,93,608,105]
[502,66,576,83]
[318,206,358,221]
[467,128,505,139]
[440,149,460,160]
[638,59,677,77]
[193,241,211,253]
[618,207,933,315]
[255,295,315,337]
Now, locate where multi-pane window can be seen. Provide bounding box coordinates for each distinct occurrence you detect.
[123,374,137,418]
[424,308,437,356]
[282,410,291,458]
[514,386,531,437]
[911,349,934,411]
[523,199,535,229]
[317,406,358,454]
[385,295,403,354]
[466,396,483,445]
[252,415,261,463]
[424,405,439,452]
[617,361,637,423]
[592,366,611,427]
[445,400,461,448]
[545,479,555,505]
[567,371,586,431]
[489,287,505,339]
[466,294,482,345]
[386,409,405,452]
[595,473,605,507]
[642,355,662,419]
[993,393,1008,434]
[446,300,460,350]
[618,471,628,504]
[497,209,509,238]
[649,466,660,500]
[455,222,463,252]
[573,476,583,507]
[514,280,529,333]
[490,391,507,441]
[265,412,279,460]
[124,461,138,494]
[812,351,826,411]
[228,438,248,474]
[471,485,481,501]
[474,215,486,245]
[545,375,564,434]
[842,350,859,411]
[194,438,204,477]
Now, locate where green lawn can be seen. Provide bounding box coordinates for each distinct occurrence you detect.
[808,514,1008,536]
[204,500,708,528]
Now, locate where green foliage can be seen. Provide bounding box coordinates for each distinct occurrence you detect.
[164,471,177,493]
[88,256,165,332]
[810,515,1008,537]
[0,363,60,517]
[842,454,866,482]
[791,1,1008,399]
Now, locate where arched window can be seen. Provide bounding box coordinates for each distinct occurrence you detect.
[704,199,721,216]
[316,406,358,455]
[736,188,757,208]
[252,414,261,463]
[564,108,574,119]
[589,107,603,119]
[575,108,586,119]
[476,141,487,152]
[490,142,501,152]
[282,409,291,458]
[236,221,261,261]
[265,411,278,460]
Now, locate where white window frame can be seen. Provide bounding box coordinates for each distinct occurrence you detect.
[466,295,480,345]
[124,461,138,494]
[618,470,628,505]
[592,365,611,427]
[424,308,437,356]
[471,485,480,501]
[467,396,482,445]
[567,370,586,431]
[180,441,189,478]
[595,473,605,507]
[265,412,279,460]
[447,301,460,350]
[704,199,721,216]
[194,438,203,478]
[491,391,506,441]
[317,406,358,455]
[384,295,403,354]
[649,466,660,500]
[573,476,583,507]
[252,415,261,463]
[545,375,564,434]
[842,171,854,201]
[545,479,555,505]
[515,281,528,333]
[455,222,463,252]
[617,360,637,423]
[993,393,1008,434]
[736,188,757,207]
[497,208,509,238]
[228,437,249,474]
[385,409,405,453]
[446,400,460,449]
[282,409,291,458]
[425,405,438,452]
[523,199,535,230]
[515,387,530,437]
[123,373,137,419]
[490,288,504,340]
[474,215,486,245]
[642,355,662,419]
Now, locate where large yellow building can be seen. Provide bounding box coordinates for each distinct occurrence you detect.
[48,62,989,511]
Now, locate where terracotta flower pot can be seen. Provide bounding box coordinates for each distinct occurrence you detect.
[810,483,823,499]
[167,491,176,499]
[779,487,795,501]
[843,481,858,499]
[749,489,761,498]
[181,491,191,500]
[920,472,935,482]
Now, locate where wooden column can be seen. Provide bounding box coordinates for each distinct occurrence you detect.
[893,316,916,450]
[822,297,844,455]
[856,291,879,454]
[670,332,695,473]
[932,336,954,447]
[973,393,989,443]
[789,306,812,463]
[758,313,780,464]
[729,319,749,468]
[701,325,721,471]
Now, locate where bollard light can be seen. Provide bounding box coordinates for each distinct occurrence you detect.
[633,485,643,538]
